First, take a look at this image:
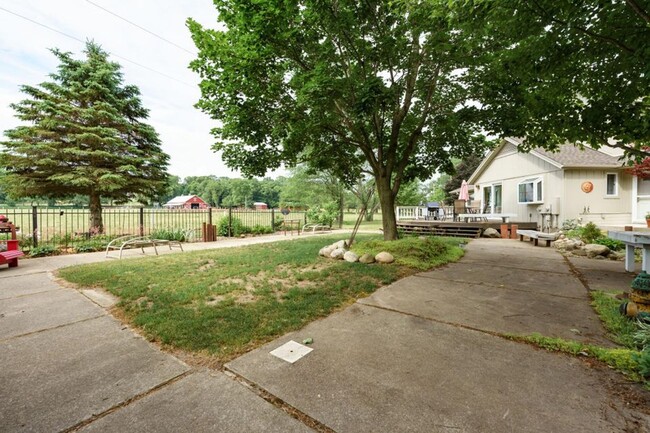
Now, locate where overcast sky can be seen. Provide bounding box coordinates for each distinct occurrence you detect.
[0,0,281,180]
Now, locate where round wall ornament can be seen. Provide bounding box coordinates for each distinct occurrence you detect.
[581,181,594,193]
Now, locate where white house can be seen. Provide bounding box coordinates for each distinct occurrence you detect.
[468,137,637,229]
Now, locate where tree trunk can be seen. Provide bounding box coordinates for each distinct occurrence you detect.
[338,191,344,228]
[89,192,104,234]
[376,176,398,240]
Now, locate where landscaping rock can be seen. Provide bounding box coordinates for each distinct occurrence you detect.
[608,251,625,261]
[572,249,587,257]
[482,228,500,238]
[332,240,348,250]
[319,246,335,257]
[330,248,346,259]
[359,253,375,264]
[343,251,359,263]
[375,252,395,264]
[584,244,610,258]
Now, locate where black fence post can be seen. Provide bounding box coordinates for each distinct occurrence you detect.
[32,205,38,247]
[228,207,233,237]
[208,207,212,226]
[271,208,275,232]
[139,207,144,237]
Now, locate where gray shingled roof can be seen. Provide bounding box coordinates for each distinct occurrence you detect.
[533,144,623,168]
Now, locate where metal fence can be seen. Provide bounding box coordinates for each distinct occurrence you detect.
[0,206,307,251]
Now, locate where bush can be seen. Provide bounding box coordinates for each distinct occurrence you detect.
[594,237,625,251]
[306,202,338,226]
[633,349,650,378]
[217,216,248,237]
[561,219,581,231]
[567,221,603,244]
[150,228,188,242]
[29,245,57,257]
[250,224,273,235]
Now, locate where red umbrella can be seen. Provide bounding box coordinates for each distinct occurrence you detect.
[459,180,470,201]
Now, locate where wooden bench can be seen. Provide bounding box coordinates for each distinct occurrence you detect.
[105,235,183,259]
[517,229,560,247]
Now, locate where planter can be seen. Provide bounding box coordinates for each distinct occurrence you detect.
[646,218,650,228]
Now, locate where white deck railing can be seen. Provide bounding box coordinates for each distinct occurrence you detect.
[396,206,428,221]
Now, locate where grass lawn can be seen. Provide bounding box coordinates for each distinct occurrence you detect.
[58,234,463,364]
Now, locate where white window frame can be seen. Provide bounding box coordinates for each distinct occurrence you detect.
[517,177,543,204]
[605,172,618,197]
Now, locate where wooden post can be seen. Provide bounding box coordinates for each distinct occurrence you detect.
[139,207,145,237]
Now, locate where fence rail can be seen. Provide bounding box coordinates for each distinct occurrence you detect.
[0,206,307,251]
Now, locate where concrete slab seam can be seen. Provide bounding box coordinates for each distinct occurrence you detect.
[0,269,49,279]
[0,314,105,344]
[222,367,335,433]
[59,370,195,433]
[0,287,64,300]
[412,274,588,301]
[562,255,592,292]
[457,259,570,275]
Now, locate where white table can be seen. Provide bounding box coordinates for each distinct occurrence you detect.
[608,231,650,272]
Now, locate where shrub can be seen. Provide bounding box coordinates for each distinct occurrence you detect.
[568,222,603,244]
[594,237,625,251]
[306,202,338,226]
[633,349,650,378]
[250,224,273,235]
[561,219,581,231]
[150,227,188,242]
[217,216,248,237]
[29,245,57,257]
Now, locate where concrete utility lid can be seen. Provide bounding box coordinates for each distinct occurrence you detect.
[270,340,313,364]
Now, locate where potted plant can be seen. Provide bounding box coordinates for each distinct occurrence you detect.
[646,212,650,228]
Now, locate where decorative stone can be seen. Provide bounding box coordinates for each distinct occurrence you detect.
[343,251,359,263]
[482,228,500,238]
[332,240,348,250]
[572,249,587,257]
[359,253,375,264]
[375,251,395,264]
[584,243,610,258]
[319,246,334,257]
[330,248,346,259]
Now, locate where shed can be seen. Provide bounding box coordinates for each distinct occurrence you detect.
[164,195,209,209]
[254,202,268,210]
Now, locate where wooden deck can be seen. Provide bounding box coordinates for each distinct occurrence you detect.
[396,220,538,238]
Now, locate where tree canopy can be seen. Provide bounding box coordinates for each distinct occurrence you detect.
[1,42,169,230]
[460,0,650,159]
[188,0,491,239]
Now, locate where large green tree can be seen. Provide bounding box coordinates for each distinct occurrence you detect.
[188,0,489,239]
[460,0,650,159]
[1,42,169,231]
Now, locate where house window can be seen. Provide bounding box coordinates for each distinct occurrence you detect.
[606,173,618,196]
[518,177,543,204]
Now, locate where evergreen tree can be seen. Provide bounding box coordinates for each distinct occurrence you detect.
[1,42,169,231]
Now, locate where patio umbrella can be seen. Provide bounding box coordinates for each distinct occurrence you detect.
[459,180,470,201]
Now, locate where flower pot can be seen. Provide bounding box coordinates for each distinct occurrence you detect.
[646,218,650,228]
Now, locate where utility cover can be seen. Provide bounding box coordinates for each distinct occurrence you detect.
[269,340,313,364]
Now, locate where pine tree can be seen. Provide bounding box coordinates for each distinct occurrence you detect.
[1,42,169,231]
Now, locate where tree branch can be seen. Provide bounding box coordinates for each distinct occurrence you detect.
[626,0,650,24]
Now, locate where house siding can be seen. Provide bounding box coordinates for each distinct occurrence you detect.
[472,144,630,227]
[473,146,563,227]
[563,169,632,225]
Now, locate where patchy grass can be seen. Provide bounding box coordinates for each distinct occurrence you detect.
[507,334,643,383]
[58,234,463,363]
[590,291,639,349]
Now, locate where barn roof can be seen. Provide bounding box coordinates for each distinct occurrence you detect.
[164,195,201,206]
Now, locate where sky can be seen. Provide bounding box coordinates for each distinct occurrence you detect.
[0,0,282,180]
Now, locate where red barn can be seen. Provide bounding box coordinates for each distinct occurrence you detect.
[164,195,209,209]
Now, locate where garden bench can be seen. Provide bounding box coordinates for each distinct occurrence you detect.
[301,223,331,234]
[517,229,559,247]
[280,219,301,235]
[105,235,183,259]
[0,222,23,268]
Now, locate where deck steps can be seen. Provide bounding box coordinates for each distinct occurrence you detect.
[397,222,482,238]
